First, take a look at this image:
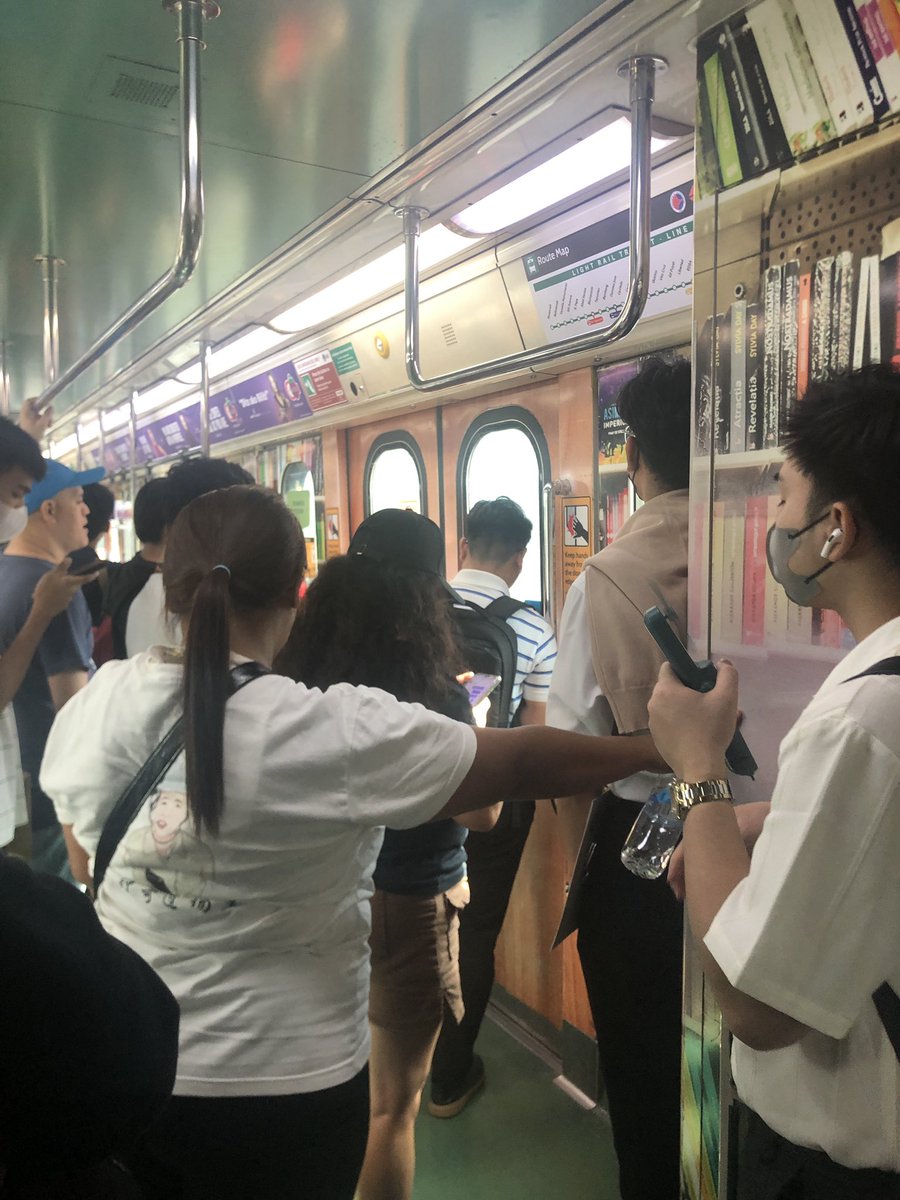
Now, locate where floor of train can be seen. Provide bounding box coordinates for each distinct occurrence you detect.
[415,1013,619,1199]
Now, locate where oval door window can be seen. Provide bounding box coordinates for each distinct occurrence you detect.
[463,425,543,607]
[366,438,426,516]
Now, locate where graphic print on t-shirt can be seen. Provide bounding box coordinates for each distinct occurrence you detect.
[117,760,216,903]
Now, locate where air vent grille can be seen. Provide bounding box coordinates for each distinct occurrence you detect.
[441,322,458,347]
[109,72,178,110]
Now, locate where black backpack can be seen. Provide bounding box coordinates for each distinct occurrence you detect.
[450,593,525,728]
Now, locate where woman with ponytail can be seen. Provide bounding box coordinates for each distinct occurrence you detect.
[41,485,666,1200]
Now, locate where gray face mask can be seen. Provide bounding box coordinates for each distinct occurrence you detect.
[765,511,833,606]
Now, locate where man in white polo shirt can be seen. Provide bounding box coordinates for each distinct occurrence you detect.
[429,496,557,1116]
[648,365,900,1199]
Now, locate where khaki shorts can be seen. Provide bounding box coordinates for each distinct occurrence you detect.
[368,885,467,1030]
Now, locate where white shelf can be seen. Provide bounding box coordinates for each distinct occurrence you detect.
[694,448,785,471]
[713,640,845,664]
[598,461,628,477]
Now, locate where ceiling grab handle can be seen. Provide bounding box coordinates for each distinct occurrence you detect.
[35,0,218,416]
[400,54,665,394]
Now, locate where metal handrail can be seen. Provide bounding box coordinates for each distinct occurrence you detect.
[541,482,554,626]
[400,54,665,394]
[36,0,216,416]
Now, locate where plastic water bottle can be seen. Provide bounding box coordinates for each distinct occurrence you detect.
[620,780,682,880]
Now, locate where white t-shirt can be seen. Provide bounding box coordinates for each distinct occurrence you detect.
[705,615,900,1171]
[0,705,26,847]
[41,649,477,1098]
[547,572,670,801]
[125,573,182,657]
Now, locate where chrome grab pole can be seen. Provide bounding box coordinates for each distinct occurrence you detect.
[400,54,664,393]
[199,338,211,456]
[35,255,63,388]
[35,0,218,416]
[541,482,555,626]
[0,341,10,417]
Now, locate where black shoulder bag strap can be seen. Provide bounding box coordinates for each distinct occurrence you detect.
[483,594,526,622]
[846,655,900,1062]
[92,661,270,897]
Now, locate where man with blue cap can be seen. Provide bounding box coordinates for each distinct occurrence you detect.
[0,459,105,878]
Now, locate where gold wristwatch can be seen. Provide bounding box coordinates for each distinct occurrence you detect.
[670,778,733,821]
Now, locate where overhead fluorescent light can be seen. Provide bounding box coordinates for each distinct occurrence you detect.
[272,225,478,335]
[176,361,203,386]
[102,405,131,433]
[449,117,676,235]
[133,378,189,416]
[79,419,101,444]
[207,326,290,379]
[50,433,79,459]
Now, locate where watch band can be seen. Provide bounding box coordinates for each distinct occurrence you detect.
[671,778,733,820]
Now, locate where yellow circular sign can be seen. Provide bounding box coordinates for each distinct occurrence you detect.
[373,331,390,359]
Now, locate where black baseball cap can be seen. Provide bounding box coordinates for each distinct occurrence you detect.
[348,508,444,576]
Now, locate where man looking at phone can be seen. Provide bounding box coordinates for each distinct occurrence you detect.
[547,357,691,1200]
[0,459,104,878]
[648,364,900,1199]
[429,496,557,1116]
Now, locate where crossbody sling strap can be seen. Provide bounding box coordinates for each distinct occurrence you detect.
[92,661,270,896]
[846,655,900,1063]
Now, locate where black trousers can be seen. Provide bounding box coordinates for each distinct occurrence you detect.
[736,1104,900,1200]
[126,1067,370,1200]
[430,801,535,1090]
[576,792,684,1200]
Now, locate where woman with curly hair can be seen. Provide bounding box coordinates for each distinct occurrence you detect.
[280,508,499,1200]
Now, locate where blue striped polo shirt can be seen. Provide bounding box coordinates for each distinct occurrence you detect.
[450,568,558,722]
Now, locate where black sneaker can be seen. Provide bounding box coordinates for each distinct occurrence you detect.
[428,1055,485,1118]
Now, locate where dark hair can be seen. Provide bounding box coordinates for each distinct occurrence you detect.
[465,497,532,563]
[134,477,170,545]
[164,456,254,527]
[0,418,46,482]
[783,364,900,572]
[82,482,116,544]
[616,356,692,490]
[163,487,306,837]
[278,555,462,712]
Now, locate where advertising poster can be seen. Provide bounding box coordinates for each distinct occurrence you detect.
[524,182,694,342]
[103,434,132,474]
[136,402,202,462]
[597,359,641,465]
[292,348,350,413]
[209,360,314,445]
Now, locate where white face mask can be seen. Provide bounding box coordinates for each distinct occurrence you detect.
[0,502,28,544]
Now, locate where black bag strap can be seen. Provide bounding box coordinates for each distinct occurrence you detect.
[483,594,526,622]
[844,655,900,1061]
[92,661,270,897]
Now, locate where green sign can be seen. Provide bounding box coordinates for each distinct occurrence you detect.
[331,342,360,375]
[284,489,311,529]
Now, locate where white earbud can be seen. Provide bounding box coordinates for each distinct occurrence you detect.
[820,528,843,559]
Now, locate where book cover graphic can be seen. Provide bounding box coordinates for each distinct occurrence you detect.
[742,494,769,646]
[715,22,769,177]
[794,0,873,132]
[780,260,801,427]
[763,264,783,447]
[730,299,748,454]
[745,303,764,451]
[728,14,793,167]
[696,85,722,198]
[856,0,900,112]
[832,250,855,374]
[700,38,744,188]
[713,313,732,454]
[812,256,835,380]
[695,317,714,454]
[835,0,891,119]
[748,0,836,152]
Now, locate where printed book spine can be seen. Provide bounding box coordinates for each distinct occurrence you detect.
[748,1,836,152]
[869,251,882,361]
[764,494,790,643]
[729,14,793,166]
[742,495,768,646]
[832,250,855,373]
[820,607,844,649]
[794,0,872,132]
[877,0,900,53]
[797,271,812,399]
[730,299,748,454]
[786,596,813,643]
[762,264,783,447]
[700,40,744,187]
[717,312,731,456]
[711,499,726,646]
[780,259,800,426]
[745,303,764,451]
[835,0,891,118]
[695,317,714,454]
[857,1,900,110]
[721,502,746,644]
[717,22,770,176]
[853,255,871,368]
[688,498,710,644]
[811,256,835,379]
[879,252,900,365]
